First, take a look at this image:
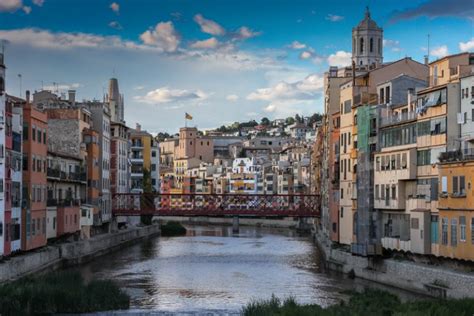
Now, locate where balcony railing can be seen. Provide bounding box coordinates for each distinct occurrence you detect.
[439,149,474,163]
[380,111,417,127]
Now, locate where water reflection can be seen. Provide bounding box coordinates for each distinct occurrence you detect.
[72,225,421,314]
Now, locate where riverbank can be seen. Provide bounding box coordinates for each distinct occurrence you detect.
[0,224,160,283]
[313,230,474,299]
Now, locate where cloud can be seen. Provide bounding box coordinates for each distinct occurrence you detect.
[299,51,312,60]
[247,73,323,103]
[459,38,474,52]
[288,41,306,50]
[170,12,182,21]
[140,21,180,52]
[0,28,149,50]
[189,37,219,49]
[226,94,239,101]
[0,0,22,12]
[232,26,260,41]
[43,82,82,91]
[133,85,146,91]
[22,5,31,14]
[108,21,123,30]
[32,0,44,6]
[193,14,226,36]
[134,87,208,104]
[431,45,448,58]
[327,50,352,67]
[110,2,119,14]
[383,39,401,52]
[326,14,344,22]
[390,0,474,22]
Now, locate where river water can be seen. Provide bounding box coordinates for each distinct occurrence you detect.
[75,225,419,314]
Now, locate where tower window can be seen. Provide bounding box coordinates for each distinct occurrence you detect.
[360,37,364,54]
[378,38,382,54]
[0,77,4,95]
[370,38,374,53]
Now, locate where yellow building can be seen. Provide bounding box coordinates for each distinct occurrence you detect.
[130,124,154,192]
[438,158,474,261]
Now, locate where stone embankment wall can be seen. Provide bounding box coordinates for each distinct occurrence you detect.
[314,232,474,299]
[0,225,160,283]
[158,216,301,228]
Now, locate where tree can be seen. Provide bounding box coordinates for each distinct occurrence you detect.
[286,117,295,125]
[308,113,323,126]
[140,168,153,225]
[260,117,270,126]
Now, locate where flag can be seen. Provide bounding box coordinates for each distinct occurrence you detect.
[185,113,193,120]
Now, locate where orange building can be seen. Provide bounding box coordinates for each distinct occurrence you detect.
[438,157,474,261]
[83,128,100,229]
[22,102,48,251]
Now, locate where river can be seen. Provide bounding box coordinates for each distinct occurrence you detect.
[74,224,420,314]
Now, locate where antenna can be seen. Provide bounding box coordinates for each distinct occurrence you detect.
[427,34,430,62]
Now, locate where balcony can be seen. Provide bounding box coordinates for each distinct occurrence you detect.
[130,142,144,149]
[353,92,378,107]
[380,111,417,127]
[439,149,474,163]
[130,157,144,164]
[381,237,411,252]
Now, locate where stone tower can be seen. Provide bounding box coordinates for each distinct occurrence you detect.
[107,78,124,122]
[352,7,383,67]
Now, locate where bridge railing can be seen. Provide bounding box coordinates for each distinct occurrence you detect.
[112,193,320,217]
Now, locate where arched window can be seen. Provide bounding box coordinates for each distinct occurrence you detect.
[0,77,4,95]
[378,38,382,54]
[360,38,364,54]
[370,38,374,53]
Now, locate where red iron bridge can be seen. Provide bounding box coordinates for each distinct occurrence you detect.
[112,193,321,217]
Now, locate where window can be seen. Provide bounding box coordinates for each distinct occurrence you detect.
[417,120,430,136]
[32,125,36,141]
[375,185,379,199]
[23,123,29,140]
[417,150,431,166]
[460,176,466,195]
[441,176,448,194]
[376,157,380,171]
[344,100,352,114]
[441,217,448,245]
[391,185,396,199]
[411,218,419,229]
[370,38,374,52]
[340,188,344,199]
[451,218,458,246]
[460,216,466,242]
[43,130,46,144]
[37,129,41,143]
[340,207,344,218]
[359,37,364,53]
[381,184,385,199]
[471,218,474,244]
[32,219,35,236]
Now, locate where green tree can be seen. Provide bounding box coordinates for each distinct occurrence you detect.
[285,117,295,125]
[140,168,153,225]
[260,117,270,126]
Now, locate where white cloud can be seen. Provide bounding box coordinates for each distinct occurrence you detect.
[0,28,149,50]
[383,39,401,52]
[108,21,122,30]
[134,87,208,104]
[193,14,226,36]
[289,41,306,50]
[226,94,239,101]
[232,26,260,41]
[0,0,22,12]
[43,82,82,91]
[22,5,31,14]
[326,14,344,22]
[327,50,352,67]
[110,2,119,14]
[247,73,323,102]
[431,45,449,58]
[459,38,474,52]
[133,85,146,90]
[299,51,312,60]
[32,0,44,6]
[189,37,219,49]
[246,111,259,116]
[140,21,180,52]
[264,104,276,112]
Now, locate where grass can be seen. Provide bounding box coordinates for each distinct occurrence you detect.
[242,289,474,316]
[161,221,187,236]
[0,271,130,315]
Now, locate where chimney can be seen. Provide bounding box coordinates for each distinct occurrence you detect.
[25,90,30,103]
[136,123,141,131]
[68,90,76,106]
[424,55,429,65]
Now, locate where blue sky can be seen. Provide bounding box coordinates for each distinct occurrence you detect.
[0,0,473,133]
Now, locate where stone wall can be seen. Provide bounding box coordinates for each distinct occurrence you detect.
[0,225,160,283]
[315,231,474,299]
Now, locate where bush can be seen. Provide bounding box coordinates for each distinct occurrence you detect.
[242,289,474,316]
[0,271,129,315]
[160,221,187,236]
